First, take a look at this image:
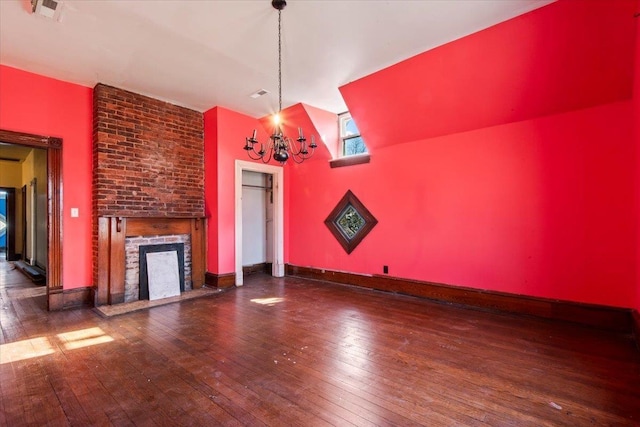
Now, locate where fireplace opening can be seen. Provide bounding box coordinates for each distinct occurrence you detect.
[139,243,185,300]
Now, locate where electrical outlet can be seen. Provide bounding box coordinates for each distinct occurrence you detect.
[70,208,79,218]
[383,265,389,274]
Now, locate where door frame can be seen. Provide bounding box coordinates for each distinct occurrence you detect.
[0,129,62,310]
[21,185,27,263]
[0,187,16,260]
[234,160,284,286]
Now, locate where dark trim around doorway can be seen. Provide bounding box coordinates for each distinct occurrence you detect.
[0,129,63,310]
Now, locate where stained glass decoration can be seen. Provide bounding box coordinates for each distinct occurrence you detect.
[325,190,377,254]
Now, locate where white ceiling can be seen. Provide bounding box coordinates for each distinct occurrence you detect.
[0,0,555,117]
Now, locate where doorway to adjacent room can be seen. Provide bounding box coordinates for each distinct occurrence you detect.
[235,160,284,286]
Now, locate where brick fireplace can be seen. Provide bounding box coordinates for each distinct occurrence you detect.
[92,84,205,306]
[96,217,204,305]
[127,235,189,302]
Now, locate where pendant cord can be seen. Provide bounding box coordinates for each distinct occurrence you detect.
[244,1,315,164]
[278,9,282,114]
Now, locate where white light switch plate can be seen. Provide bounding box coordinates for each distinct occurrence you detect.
[71,208,79,217]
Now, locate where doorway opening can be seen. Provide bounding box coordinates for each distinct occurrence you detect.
[241,170,274,276]
[0,144,49,281]
[0,129,62,310]
[235,160,284,286]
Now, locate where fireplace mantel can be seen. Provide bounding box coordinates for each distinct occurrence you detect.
[96,216,206,305]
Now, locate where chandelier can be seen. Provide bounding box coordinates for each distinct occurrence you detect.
[244,0,317,164]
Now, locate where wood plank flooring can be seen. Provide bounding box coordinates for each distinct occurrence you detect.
[1,260,639,426]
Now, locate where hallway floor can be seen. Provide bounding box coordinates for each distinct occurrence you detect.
[0,255,47,324]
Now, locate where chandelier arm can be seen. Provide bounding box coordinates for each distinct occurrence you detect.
[302,146,315,159]
[281,136,294,154]
[262,140,275,163]
[292,145,314,162]
[288,137,306,156]
[289,148,307,163]
[290,140,301,155]
[245,144,265,161]
[261,152,274,163]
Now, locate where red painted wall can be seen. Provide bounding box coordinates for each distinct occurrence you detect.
[288,0,638,308]
[204,103,336,276]
[0,65,93,289]
[289,102,635,307]
[204,107,219,273]
[204,106,280,275]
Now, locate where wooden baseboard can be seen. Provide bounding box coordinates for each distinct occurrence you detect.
[633,310,640,351]
[286,265,633,332]
[63,287,94,309]
[48,289,64,311]
[48,286,94,311]
[205,272,236,289]
[243,263,270,275]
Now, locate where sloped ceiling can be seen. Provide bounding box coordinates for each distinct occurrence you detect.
[340,0,638,150]
[0,0,555,117]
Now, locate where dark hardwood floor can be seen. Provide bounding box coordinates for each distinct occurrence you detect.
[1,259,639,426]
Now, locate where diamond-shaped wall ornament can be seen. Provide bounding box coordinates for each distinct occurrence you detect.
[325,190,378,254]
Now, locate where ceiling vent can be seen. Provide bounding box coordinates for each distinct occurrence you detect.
[250,89,270,99]
[30,0,63,20]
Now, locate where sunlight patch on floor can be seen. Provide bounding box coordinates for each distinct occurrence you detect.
[0,337,54,364]
[0,327,115,364]
[250,297,284,306]
[57,326,114,350]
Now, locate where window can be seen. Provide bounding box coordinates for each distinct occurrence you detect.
[330,112,370,168]
[339,112,368,157]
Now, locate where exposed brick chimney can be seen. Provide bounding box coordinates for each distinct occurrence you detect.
[92,84,204,217]
[92,84,205,294]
